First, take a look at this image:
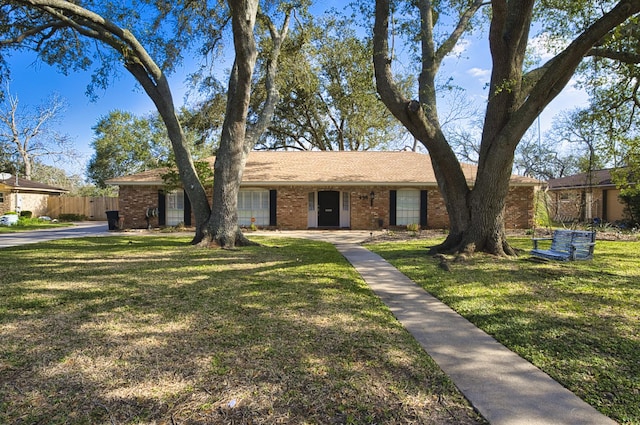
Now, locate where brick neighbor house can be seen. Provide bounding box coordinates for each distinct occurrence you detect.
[0,174,68,217]
[547,169,629,223]
[106,151,540,231]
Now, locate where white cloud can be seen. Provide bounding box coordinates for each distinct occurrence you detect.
[451,39,471,57]
[467,67,491,81]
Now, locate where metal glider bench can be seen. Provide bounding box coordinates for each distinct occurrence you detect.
[531,230,596,261]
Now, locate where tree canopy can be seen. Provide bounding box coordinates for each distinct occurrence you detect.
[87,110,170,187]
[255,15,411,151]
[87,109,217,188]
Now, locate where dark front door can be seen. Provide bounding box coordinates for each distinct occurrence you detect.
[317,191,340,227]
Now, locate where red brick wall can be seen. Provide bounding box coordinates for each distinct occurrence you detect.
[427,190,449,229]
[119,185,160,229]
[275,187,308,230]
[349,187,389,229]
[505,186,536,229]
[118,184,535,230]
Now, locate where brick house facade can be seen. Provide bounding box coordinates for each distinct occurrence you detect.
[108,151,539,231]
[547,169,627,223]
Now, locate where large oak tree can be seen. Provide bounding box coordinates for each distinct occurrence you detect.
[373,0,640,255]
[1,0,295,248]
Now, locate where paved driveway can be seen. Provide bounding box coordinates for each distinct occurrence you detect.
[0,221,111,249]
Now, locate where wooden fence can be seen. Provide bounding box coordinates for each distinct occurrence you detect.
[47,196,119,220]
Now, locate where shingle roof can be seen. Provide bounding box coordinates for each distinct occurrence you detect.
[0,174,68,194]
[107,151,540,186]
[547,169,617,190]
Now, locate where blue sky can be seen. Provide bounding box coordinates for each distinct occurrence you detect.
[4,2,588,179]
[8,50,179,176]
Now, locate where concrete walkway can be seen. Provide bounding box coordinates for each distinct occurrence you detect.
[255,231,616,425]
[334,242,615,425]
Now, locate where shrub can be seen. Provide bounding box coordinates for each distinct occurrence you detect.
[19,211,33,218]
[619,192,640,227]
[58,213,87,222]
[406,223,420,232]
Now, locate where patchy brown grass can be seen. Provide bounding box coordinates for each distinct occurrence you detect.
[0,236,485,424]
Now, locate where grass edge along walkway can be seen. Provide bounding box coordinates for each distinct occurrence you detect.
[335,242,617,425]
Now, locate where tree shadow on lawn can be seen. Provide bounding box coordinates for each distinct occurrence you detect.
[0,237,485,424]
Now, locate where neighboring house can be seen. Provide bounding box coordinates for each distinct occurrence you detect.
[547,169,628,223]
[106,151,540,231]
[0,174,69,216]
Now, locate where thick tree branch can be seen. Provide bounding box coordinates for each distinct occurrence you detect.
[587,47,640,63]
[11,0,210,232]
[246,8,292,149]
[434,0,487,67]
[0,22,66,46]
[515,0,640,137]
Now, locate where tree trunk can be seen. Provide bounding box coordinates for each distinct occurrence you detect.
[195,0,259,248]
[463,155,517,256]
[198,3,290,248]
[125,61,211,245]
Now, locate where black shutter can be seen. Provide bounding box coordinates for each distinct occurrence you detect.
[269,189,277,226]
[389,190,397,226]
[158,190,166,226]
[183,190,192,226]
[420,190,428,227]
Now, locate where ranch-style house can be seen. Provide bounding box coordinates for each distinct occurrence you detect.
[107,151,540,231]
[0,174,68,217]
[546,168,630,224]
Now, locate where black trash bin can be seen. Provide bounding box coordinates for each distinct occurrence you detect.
[105,210,119,230]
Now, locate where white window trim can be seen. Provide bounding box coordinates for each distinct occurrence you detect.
[166,190,184,226]
[238,189,270,226]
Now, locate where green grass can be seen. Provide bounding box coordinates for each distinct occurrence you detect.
[0,218,71,233]
[367,237,640,424]
[0,236,484,425]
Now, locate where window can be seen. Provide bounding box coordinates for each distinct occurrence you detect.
[238,189,270,226]
[166,191,184,226]
[308,192,315,211]
[396,189,421,226]
[0,192,4,203]
[342,192,350,211]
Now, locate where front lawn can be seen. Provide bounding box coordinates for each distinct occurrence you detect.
[367,237,640,425]
[0,218,71,233]
[0,236,484,424]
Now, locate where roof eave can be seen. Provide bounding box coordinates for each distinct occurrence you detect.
[110,179,540,187]
[244,181,440,186]
[107,180,164,186]
[548,184,618,191]
[9,187,68,194]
